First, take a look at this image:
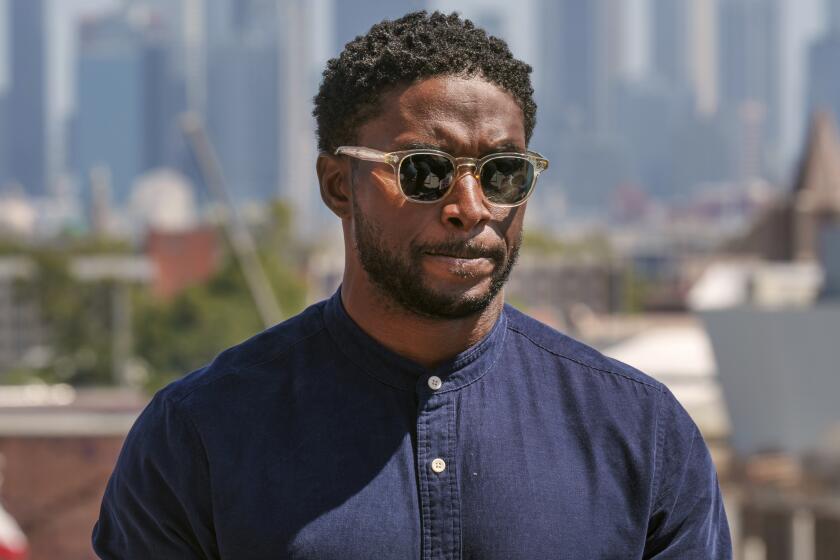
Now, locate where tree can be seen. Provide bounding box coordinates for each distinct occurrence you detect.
[134,199,308,392]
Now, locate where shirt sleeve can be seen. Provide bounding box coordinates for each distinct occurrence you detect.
[643,389,732,559]
[92,392,219,559]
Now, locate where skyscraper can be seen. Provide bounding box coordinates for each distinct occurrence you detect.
[807,0,840,124]
[717,0,782,178]
[0,92,8,185]
[651,0,690,90]
[75,9,183,205]
[831,0,840,33]
[651,0,718,117]
[538,0,623,135]
[7,0,48,196]
[204,0,282,202]
[530,0,628,212]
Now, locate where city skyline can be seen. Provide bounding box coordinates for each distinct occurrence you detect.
[0,0,836,235]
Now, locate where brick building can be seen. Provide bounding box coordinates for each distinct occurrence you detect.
[0,387,146,560]
[146,226,221,299]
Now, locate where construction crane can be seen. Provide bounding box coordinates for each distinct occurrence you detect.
[180,112,283,329]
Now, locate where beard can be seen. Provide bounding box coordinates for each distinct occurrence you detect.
[351,198,521,320]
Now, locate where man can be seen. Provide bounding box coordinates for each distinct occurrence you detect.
[93,11,731,559]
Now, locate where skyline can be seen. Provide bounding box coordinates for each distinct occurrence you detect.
[0,0,837,232]
[0,0,826,169]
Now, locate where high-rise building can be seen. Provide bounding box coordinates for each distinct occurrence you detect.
[807,1,840,124]
[75,10,183,205]
[717,0,782,178]
[637,0,733,197]
[205,0,277,46]
[651,0,690,90]
[0,92,8,185]
[204,0,282,202]
[530,0,627,212]
[538,0,623,135]
[831,0,840,33]
[650,0,718,117]
[614,78,681,198]
[7,0,48,196]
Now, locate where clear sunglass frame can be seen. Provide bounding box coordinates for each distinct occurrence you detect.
[333,146,549,207]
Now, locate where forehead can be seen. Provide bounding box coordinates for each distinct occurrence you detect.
[357,75,527,153]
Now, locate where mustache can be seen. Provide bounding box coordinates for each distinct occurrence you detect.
[417,239,507,261]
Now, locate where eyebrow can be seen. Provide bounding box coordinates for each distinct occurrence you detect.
[396,141,443,151]
[393,141,526,155]
[486,142,525,155]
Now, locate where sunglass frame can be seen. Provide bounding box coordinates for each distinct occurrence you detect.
[334,146,549,207]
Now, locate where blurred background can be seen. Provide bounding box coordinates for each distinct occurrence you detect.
[0,0,838,558]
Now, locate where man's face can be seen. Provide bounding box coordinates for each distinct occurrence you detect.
[347,75,528,319]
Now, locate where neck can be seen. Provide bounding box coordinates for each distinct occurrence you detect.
[340,274,504,370]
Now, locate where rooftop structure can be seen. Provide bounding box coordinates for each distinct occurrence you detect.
[729,112,840,262]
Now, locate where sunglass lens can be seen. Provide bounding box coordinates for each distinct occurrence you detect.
[480,157,535,205]
[399,154,454,201]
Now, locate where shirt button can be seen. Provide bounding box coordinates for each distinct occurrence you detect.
[427,376,442,390]
[431,458,446,473]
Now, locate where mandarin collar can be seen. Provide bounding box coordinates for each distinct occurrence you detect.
[322,288,507,392]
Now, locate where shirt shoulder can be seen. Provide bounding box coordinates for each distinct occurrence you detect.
[156,298,330,408]
[503,304,665,392]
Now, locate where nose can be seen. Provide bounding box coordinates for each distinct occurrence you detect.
[439,167,492,231]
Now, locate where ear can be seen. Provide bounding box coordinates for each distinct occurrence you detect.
[317,154,352,219]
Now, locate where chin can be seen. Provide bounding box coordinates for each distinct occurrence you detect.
[400,277,500,320]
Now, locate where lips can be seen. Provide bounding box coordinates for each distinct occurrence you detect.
[424,251,495,260]
[421,251,497,280]
[417,240,506,280]
[421,242,504,262]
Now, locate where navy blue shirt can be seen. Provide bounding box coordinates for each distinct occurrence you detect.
[93,292,731,559]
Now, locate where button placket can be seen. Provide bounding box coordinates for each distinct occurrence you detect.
[416,386,460,559]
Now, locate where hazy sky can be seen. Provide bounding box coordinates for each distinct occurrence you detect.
[0,0,829,165]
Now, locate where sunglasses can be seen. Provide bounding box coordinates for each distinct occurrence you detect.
[334,146,549,207]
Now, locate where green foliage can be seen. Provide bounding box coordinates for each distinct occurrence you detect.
[135,200,308,392]
[12,248,116,385]
[133,257,265,392]
[521,229,613,259]
[2,199,309,393]
[620,267,648,314]
[521,230,566,255]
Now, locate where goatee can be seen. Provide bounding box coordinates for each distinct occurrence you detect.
[351,198,521,320]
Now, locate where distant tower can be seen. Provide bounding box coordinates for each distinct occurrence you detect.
[538,0,624,134]
[729,111,840,261]
[75,10,181,205]
[204,0,282,202]
[651,0,690,89]
[651,0,718,117]
[807,0,840,126]
[717,0,782,176]
[830,0,840,33]
[8,0,48,196]
[0,90,8,186]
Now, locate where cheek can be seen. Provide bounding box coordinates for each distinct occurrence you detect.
[496,206,525,246]
[357,195,425,246]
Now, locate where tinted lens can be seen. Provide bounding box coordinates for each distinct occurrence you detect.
[480,156,535,205]
[399,153,455,201]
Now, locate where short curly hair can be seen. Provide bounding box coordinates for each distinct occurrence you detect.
[313,11,536,153]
